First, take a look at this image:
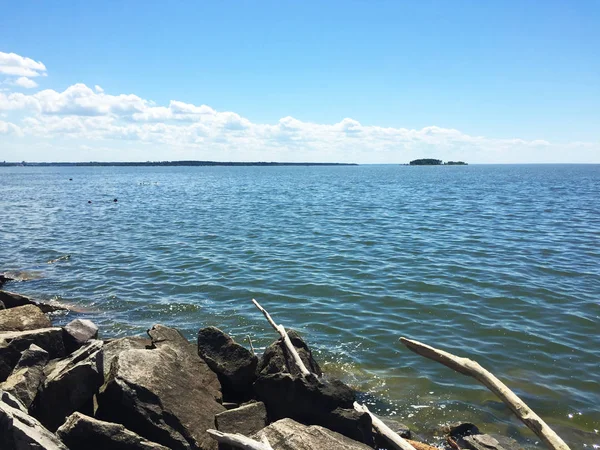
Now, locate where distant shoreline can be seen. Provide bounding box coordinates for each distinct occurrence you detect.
[0,161,358,167]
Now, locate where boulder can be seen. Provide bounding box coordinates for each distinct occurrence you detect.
[56,412,169,450]
[63,319,99,354]
[215,401,267,436]
[0,291,33,309]
[257,330,322,377]
[0,274,14,288]
[96,325,226,450]
[102,336,151,380]
[463,434,523,450]
[253,372,372,444]
[147,324,222,401]
[254,418,372,450]
[0,300,5,310]
[32,340,104,431]
[0,344,49,408]
[0,390,68,450]
[0,290,67,313]
[0,327,65,382]
[0,305,52,332]
[197,326,258,401]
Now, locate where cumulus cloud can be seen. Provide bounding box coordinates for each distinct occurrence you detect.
[14,77,38,88]
[0,52,47,77]
[0,50,597,163]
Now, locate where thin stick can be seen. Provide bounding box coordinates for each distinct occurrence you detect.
[400,337,570,450]
[207,429,273,450]
[246,335,255,356]
[252,299,311,377]
[354,402,417,450]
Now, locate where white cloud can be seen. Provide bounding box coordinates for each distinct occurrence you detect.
[14,77,38,89]
[0,119,22,136]
[0,52,47,77]
[0,51,597,163]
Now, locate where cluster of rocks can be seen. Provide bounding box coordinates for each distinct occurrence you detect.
[0,284,523,450]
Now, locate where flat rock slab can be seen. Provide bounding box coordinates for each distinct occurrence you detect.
[254,418,372,450]
[63,319,99,354]
[0,304,52,332]
[0,327,65,382]
[33,340,104,431]
[0,290,68,314]
[215,401,267,436]
[0,390,68,450]
[0,343,49,408]
[197,326,258,401]
[57,412,169,450]
[102,336,151,380]
[97,326,226,450]
[463,434,523,450]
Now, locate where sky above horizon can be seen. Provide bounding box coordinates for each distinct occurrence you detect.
[1,1,599,163]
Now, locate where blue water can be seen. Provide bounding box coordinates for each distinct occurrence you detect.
[1,164,599,448]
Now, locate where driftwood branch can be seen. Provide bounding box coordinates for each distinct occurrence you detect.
[400,337,570,450]
[252,298,311,377]
[354,402,417,450]
[207,429,273,450]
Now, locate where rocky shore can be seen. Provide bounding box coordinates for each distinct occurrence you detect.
[0,278,525,450]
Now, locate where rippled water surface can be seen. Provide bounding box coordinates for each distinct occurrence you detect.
[1,165,599,447]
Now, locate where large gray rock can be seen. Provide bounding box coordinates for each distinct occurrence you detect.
[0,390,68,450]
[0,344,49,408]
[254,418,372,450]
[197,326,258,401]
[56,412,169,450]
[0,305,52,332]
[257,330,322,377]
[96,325,225,450]
[63,319,99,354]
[32,340,104,431]
[215,401,267,436]
[0,274,14,288]
[0,327,65,382]
[253,372,372,445]
[102,336,151,380]
[0,291,66,313]
[463,434,523,450]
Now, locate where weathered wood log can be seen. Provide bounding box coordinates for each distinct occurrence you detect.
[252,299,312,377]
[354,402,417,450]
[407,439,440,450]
[400,337,570,450]
[207,429,273,450]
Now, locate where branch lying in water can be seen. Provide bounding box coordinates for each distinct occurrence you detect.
[399,337,571,450]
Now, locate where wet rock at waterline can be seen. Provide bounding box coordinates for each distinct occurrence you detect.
[257,329,323,377]
[197,326,258,401]
[56,412,170,450]
[0,290,68,314]
[0,304,52,332]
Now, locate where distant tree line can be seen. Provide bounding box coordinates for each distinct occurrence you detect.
[0,161,357,167]
[409,159,467,165]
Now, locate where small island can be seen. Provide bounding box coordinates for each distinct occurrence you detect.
[409,159,467,165]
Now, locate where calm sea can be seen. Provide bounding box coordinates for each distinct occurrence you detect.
[1,164,598,447]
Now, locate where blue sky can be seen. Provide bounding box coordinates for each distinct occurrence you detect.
[1,0,598,163]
